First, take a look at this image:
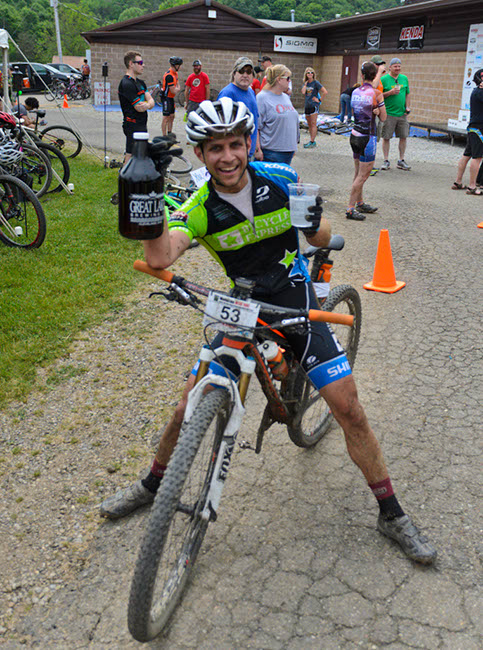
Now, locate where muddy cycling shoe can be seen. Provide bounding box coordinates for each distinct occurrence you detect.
[100,480,155,519]
[346,208,366,221]
[357,202,378,213]
[377,514,437,564]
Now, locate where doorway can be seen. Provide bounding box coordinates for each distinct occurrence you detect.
[340,55,359,93]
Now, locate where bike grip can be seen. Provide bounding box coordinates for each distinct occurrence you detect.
[309,309,354,326]
[133,260,173,284]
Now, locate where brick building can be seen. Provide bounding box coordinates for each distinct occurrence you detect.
[82,0,482,125]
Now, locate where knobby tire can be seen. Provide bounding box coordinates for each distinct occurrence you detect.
[17,143,52,198]
[40,125,83,159]
[286,284,361,447]
[128,388,232,642]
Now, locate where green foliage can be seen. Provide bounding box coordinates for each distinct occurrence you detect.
[1,0,400,63]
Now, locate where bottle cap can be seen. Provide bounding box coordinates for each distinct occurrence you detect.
[133,132,149,140]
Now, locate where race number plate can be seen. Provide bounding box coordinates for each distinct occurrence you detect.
[203,291,260,333]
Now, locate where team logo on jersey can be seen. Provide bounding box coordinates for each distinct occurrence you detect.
[255,185,270,203]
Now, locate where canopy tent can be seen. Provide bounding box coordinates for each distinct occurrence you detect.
[0,29,11,111]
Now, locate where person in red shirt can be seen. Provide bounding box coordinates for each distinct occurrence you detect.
[184,60,210,113]
[251,65,263,95]
[259,55,272,91]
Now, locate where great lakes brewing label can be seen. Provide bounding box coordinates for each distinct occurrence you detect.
[129,190,164,225]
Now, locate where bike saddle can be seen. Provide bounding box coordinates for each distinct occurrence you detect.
[35,110,46,118]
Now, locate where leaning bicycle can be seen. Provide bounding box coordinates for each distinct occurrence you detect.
[127,259,361,641]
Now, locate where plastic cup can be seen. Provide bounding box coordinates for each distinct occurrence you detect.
[288,183,320,229]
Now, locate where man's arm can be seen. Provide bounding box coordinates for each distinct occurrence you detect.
[373,89,387,122]
[405,87,411,111]
[305,216,331,248]
[143,216,191,269]
[185,82,190,106]
[205,83,210,101]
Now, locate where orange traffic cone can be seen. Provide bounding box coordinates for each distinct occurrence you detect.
[364,229,406,293]
[478,222,483,228]
[63,95,69,109]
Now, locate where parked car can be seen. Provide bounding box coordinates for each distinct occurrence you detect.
[8,62,80,93]
[49,62,83,79]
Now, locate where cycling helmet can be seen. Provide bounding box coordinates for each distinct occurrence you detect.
[186,98,255,145]
[0,111,17,130]
[473,68,483,85]
[0,139,23,165]
[193,59,202,66]
[169,56,183,67]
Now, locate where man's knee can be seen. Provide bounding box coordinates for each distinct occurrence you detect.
[321,376,366,426]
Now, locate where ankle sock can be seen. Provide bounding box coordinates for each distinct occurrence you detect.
[141,459,167,494]
[369,477,405,520]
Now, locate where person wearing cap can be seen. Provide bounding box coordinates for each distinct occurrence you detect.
[218,56,261,159]
[184,59,210,114]
[370,55,386,93]
[161,56,183,136]
[380,57,411,171]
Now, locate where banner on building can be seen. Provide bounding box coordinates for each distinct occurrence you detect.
[462,23,483,111]
[397,22,425,50]
[366,26,381,50]
[274,35,317,54]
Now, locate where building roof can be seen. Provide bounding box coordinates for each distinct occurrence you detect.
[259,19,311,29]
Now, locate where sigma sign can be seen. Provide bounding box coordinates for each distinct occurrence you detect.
[274,35,317,54]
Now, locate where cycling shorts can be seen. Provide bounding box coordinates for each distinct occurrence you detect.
[305,105,319,116]
[350,133,377,163]
[162,96,175,116]
[122,123,147,154]
[191,281,352,390]
[464,128,483,159]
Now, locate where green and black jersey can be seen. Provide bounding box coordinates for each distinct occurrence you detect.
[168,162,311,296]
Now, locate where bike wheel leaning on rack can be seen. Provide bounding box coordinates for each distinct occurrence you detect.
[128,387,230,642]
[40,125,83,159]
[0,174,46,248]
[15,143,52,198]
[36,142,70,193]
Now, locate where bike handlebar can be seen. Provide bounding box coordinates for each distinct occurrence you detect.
[134,260,354,326]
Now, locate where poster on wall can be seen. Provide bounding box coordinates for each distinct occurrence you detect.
[274,35,317,54]
[462,23,483,111]
[397,22,425,50]
[366,26,381,50]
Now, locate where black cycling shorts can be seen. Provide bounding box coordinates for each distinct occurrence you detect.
[162,96,175,116]
[191,281,351,390]
[122,122,147,154]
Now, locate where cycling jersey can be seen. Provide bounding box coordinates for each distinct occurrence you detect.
[351,83,384,137]
[168,161,310,296]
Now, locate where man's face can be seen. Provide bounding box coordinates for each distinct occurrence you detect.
[193,64,201,74]
[262,60,272,71]
[233,66,253,90]
[129,56,144,76]
[390,62,401,76]
[195,134,251,194]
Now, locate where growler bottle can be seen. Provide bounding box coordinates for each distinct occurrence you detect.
[118,132,165,240]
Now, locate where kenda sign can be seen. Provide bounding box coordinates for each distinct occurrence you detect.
[274,35,317,54]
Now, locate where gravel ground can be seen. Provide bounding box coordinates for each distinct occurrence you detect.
[0,106,481,648]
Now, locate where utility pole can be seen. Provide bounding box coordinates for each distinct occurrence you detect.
[50,0,63,63]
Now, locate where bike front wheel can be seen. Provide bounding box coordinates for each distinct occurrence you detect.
[40,125,83,158]
[287,284,362,447]
[128,388,232,642]
[0,174,46,248]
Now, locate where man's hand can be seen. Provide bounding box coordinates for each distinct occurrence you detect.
[304,196,323,236]
[373,107,381,116]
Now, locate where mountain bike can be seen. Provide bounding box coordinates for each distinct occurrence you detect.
[23,110,83,159]
[127,252,361,641]
[0,172,46,248]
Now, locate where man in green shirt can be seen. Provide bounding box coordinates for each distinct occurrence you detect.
[380,58,411,171]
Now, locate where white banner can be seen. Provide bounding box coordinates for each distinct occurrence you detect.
[274,35,317,54]
[462,23,483,110]
[94,81,110,106]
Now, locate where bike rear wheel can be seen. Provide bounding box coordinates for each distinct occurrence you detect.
[36,142,70,193]
[128,388,231,642]
[286,284,361,447]
[0,174,46,248]
[17,143,52,198]
[40,125,83,158]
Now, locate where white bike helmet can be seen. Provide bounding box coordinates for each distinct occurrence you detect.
[186,97,255,145]
[0,138,23,165]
